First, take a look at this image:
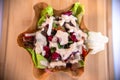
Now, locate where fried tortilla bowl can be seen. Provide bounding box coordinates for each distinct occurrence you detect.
[17,2,90,79]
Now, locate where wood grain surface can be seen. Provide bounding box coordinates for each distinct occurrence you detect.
[0,0,113,80]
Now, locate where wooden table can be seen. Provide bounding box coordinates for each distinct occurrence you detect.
[0,0,113,80]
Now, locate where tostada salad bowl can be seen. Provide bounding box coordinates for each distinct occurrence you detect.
[17,2,108,79]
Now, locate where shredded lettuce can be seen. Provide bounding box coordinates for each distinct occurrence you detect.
[57,43,64,49]
[50,47,56,53]
[79,60,84,67]
[53,22,58,28]
[37,6,53,26]
[25,48,48,69]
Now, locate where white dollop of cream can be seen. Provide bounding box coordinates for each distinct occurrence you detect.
[48,61,66,68]
[87,31,108,54]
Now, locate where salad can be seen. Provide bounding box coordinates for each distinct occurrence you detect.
[18,2,108,76]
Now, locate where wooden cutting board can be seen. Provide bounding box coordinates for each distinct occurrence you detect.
[0,0,113,80]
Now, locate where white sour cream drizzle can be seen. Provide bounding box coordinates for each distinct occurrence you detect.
[55,30,69,45]
[39,16,54,36]
[49,41,83,60]
[35,31,47,55]
[47,17,54,36]
[33,13,108,68]
[48,61,66,68]
[61,15,77,26]
[65,23,87,40]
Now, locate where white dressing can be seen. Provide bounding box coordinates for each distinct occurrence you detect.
[58,19,65,26]
[47,16,54,36]
[38,16,54,35]
[61,15,77,23]
[65,23,87,40]
[35,31,47,55]
[49,42,82,60]
[49,61,66,68]
[55,30,69,45]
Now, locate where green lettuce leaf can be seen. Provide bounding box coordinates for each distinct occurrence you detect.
[71,2,85,16]
[71,2,85,24]
[37,6,53,26]
[25,48,48,69]
[37,16,46,27]
[41,6,53,17]
[79,60,84,67]
[35,54,48,69]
